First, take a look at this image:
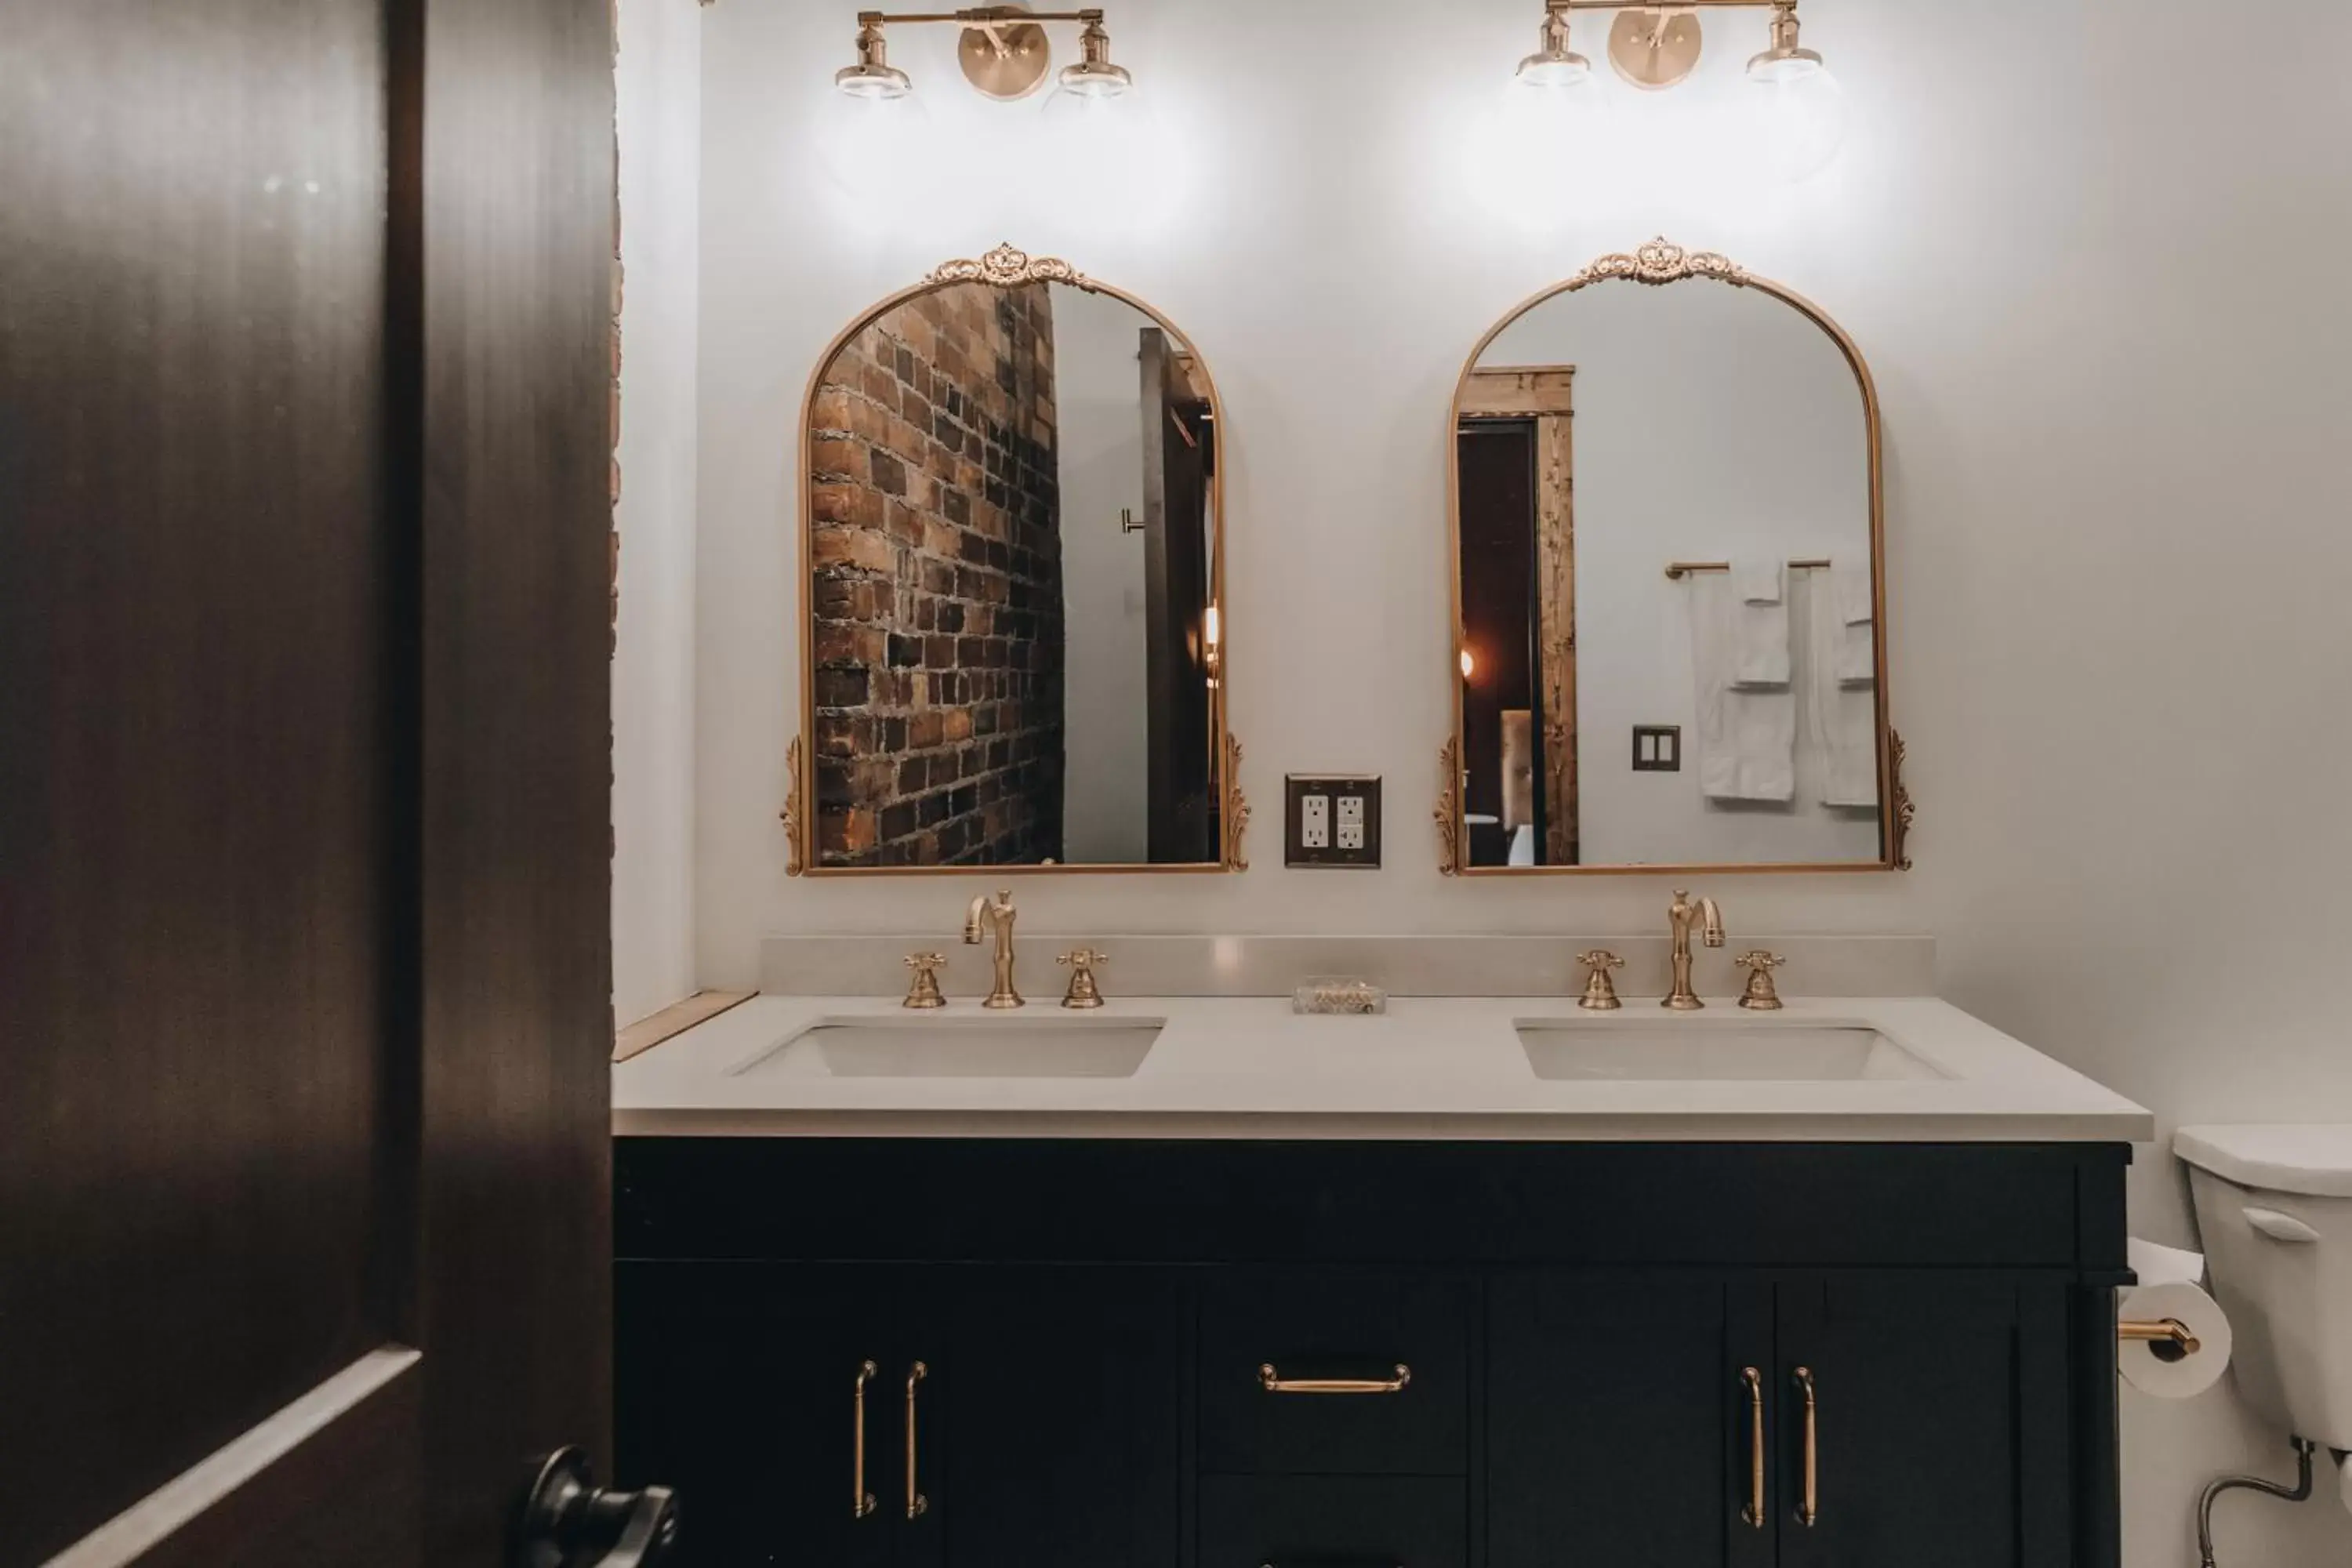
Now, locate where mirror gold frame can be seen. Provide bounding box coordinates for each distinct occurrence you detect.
[1438,238,1915,877]
[786,244,1247,877]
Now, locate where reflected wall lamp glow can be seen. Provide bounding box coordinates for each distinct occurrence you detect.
[830,6,1134,104]
[1510,0,1848,178]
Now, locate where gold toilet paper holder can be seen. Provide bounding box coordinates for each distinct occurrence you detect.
[2119,1317,2203,1357]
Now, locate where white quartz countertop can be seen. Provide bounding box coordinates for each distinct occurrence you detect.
[612,993,2154,1143]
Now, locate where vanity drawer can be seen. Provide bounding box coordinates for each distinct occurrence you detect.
[1200,1475,1466,1568]
[1200,1270,1470,1475]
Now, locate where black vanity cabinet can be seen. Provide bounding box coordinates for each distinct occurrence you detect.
[615,1259,1185,1568]
[615,1138,2129,1568]
[1769,1276,2085,1568]
[1488,1272,2089,1568]
[615,1261,898,1567]
[1488,1272,1776,1568]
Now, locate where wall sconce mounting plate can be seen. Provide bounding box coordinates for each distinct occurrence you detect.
[958,5,1054,100]
[1608,7,1703,89]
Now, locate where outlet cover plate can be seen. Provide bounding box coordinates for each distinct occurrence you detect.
[1286,775,1381,869]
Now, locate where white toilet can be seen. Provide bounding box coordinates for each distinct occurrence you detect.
[2176,1124,2352,1509]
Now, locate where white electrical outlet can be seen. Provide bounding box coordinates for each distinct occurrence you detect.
[1286,775,1381,867]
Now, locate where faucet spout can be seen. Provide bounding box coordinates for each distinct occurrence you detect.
[962,890,1022,1009]
[1664,890,1726,1011]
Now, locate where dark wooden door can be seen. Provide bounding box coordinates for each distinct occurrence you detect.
[0,0,617,1562]
[1774,1276,2073,1568]
[616,1265,894,1568]
[1137,328,1216,864]
[1454,423,1541,869]
[932,1268,1186,1568]
[1488,1271,1777,1568]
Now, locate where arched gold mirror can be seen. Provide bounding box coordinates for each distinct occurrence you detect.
[1441,239,1913,875]
[789,245,1243,875]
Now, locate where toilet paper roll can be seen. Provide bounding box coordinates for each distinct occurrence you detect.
[2118,1280,2233,1399]
[2128,1236,2205,1287]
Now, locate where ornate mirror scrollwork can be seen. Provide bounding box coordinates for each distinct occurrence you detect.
[1442,238,1914,876]
[791,245,1242,875]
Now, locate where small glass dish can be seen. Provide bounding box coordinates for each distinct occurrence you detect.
[1292,978,1388,1015]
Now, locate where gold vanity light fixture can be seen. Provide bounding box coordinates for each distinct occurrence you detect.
[1514,0,1847,174]
[833,7,1133,103]
[1515,4,1594,89]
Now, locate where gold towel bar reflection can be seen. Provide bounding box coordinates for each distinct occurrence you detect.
[2119,1317,2204,1355]
[1665,557,1834,580]
[1257,1363,1412,1395]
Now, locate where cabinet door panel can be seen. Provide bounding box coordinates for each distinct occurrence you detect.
[1489,1271,1773,1568]
[615,1262,893,1568]
[935,1266,1185,1568]
[1777,1276,2038,1568]
[1201,1475,1466,1568]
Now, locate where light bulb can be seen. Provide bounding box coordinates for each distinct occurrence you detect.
[1745,57,1847,181]
[1746,9,1847,182]
[1460,647,1477,681]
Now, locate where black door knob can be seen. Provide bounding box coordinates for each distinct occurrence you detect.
[514,1446,680,1568]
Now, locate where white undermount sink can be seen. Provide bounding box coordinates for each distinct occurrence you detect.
[733,1016,1164,1080]
[1515,1018,1947,1082]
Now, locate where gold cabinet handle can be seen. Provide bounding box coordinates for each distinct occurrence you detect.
[905,1361,930,1519]
[1257,1362,1412,1396]
[852,1360,878,1519]
[1739,1367,1766,1527]
[1794,1367,1818,1527]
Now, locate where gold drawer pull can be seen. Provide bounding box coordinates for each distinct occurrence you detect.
[1257,1362,1412,1395]
[906,1361,930,1519]
[851,1360,878,1519]
[1794,1366,1818,1527]
[1739,1367,1765,1527]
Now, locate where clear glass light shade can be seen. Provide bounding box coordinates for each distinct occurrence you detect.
[815,83,934,196]
[1040,72,1143,128]
[1054,60,1134,100]
[1036,81,1173,230]
[834,62,913,100]
[1500,59,1605,146]
[1745,55,1847,182]
[1515,49,1593,89]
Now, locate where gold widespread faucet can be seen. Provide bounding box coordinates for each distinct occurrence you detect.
[1664,889,1726,1011]
[963,889,1023,1009]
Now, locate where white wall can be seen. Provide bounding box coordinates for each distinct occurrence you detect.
[1484,282,1877,864]
[1052,285,1152,865]
[611,0,701,1028]
[688,2,2352,1559]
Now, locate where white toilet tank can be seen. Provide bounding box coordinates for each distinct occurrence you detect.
[2177,1125,2352,1450]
